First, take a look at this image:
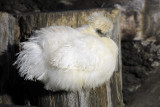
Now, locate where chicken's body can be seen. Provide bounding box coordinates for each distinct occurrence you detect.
[14,12,118,91]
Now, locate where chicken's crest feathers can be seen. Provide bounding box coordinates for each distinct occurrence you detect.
[87,12,113,35]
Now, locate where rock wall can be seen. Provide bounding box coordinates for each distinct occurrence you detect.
[121,0,160,106]
[122,39,160,106]
[143,0,160,39]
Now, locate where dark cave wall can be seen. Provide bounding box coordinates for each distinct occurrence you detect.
[122,39,160,105]
[120,0,160,106]
[0,0,131,14]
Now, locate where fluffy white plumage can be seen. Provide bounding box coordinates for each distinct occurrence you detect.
[14,12,118,91]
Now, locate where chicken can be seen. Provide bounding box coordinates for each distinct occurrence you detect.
[14,12,118,91]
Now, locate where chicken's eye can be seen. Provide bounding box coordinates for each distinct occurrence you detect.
[96,28,105,37]
[96,29,102,34]
[96,28,103,35]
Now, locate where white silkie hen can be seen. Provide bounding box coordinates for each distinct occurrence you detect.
[14,12,118,91]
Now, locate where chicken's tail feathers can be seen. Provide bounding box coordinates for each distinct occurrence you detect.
[14,41,46,81]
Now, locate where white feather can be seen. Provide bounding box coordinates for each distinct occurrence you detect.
[14,12,118,91]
